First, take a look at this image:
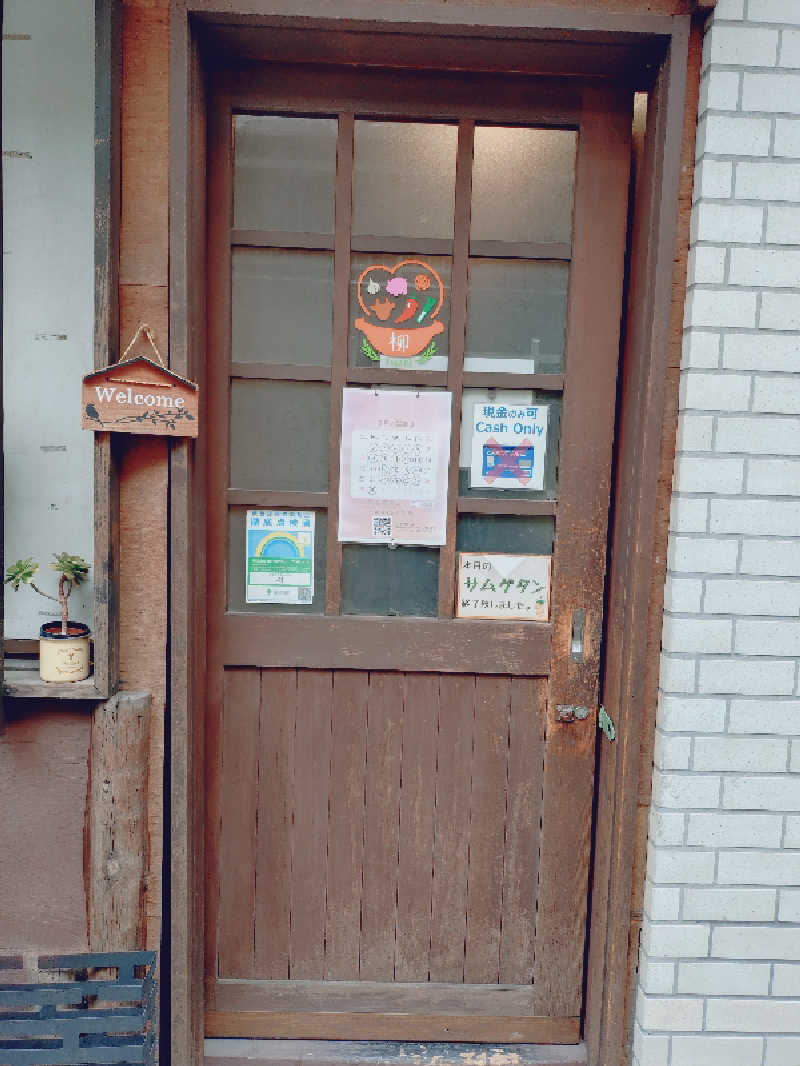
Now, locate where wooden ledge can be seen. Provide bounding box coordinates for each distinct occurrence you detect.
[3,664,108,701]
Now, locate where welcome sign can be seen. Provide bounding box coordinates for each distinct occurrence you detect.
[81,355,199,437]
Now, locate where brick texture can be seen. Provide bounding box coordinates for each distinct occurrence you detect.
[633,3,800,1063]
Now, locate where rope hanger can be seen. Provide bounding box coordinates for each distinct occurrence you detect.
[120,322,166,368]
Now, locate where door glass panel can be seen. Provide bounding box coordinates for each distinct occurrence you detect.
[230,381,330,491]
[233,114,337,233]
[350,254,452,369]
[352,121,457,240]
[341,544,439,616]
[456,513,555,555]
[459,388,561,500]
[232,249,334,366]
[471,126,576,245]
[228,508,327,614]
[464,259,569,375]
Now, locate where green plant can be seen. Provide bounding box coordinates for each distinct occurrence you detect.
[5,553,90,635]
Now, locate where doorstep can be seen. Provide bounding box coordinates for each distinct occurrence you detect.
[205,1040,588,1066]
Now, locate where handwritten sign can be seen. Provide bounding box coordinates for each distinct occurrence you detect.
[470,401,548,491]
[456,553,551,620]
[338,388,451,545]
[246,510,315,604]
[81,356,199,437]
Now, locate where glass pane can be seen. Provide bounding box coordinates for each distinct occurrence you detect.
[341,544,439,616]
[456,514,555,555]
[352,121,457,240]
[465,259,569,375]
[228,508,327,614]
[233,115,337,233]
[350,254,451,370]
[230,381,330,491]
[460,388,561,500]
[232,250,334,366]
[471,126,576,245]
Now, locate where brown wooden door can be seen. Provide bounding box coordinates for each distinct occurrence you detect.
[204,64,631,1045]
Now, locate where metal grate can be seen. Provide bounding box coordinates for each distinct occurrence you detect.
[0,952,156,1066]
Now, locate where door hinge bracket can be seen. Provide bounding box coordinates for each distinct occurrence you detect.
[598,706,617,741]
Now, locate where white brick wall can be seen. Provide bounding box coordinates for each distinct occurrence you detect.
[633,2,800,1063]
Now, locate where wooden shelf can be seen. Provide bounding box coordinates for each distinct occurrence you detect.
[3,659,107,700]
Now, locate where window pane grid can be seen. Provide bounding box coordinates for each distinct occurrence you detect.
[229,109,574,618]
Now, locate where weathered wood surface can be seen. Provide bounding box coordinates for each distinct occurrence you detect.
[214,980,538,1015]
[533,87,632,1018]
[216,669,548,992]
[87,691,151,950]
[206,1008,580,1044]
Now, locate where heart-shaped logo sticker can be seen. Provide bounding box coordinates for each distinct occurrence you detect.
[354,259,445,361]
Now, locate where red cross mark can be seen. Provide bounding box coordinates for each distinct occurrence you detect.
[483,437,534,485]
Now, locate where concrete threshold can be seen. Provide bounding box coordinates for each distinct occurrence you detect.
[205,1040,588,1066]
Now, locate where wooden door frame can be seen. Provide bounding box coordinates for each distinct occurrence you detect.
[168,4,697,1064]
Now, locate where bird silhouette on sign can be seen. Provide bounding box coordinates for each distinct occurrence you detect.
[85,402,103,425]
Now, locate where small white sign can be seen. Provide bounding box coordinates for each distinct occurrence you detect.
[456,553,551,621]
[469,401,548,491]
[246,510,315,605]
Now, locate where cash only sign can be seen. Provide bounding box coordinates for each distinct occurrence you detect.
[80,323,199,438]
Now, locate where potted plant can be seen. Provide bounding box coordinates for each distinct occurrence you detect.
[4,553,92,682]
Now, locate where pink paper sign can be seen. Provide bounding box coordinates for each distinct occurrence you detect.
[338,388,452,545]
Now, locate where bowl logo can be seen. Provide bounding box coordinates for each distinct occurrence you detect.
[354,259,445,365]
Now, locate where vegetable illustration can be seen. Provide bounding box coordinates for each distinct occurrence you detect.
[395,298,419,323]
[416,295,437,323]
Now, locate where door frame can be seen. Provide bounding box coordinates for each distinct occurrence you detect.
[168,4,697,1064]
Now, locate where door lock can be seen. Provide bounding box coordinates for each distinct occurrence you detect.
[556,704,591,723]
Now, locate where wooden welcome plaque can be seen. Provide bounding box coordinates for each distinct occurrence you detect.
[81,355,199,437]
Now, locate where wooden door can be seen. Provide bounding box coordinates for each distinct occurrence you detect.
[204,65,631,1045]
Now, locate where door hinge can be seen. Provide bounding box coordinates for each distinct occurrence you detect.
[598,706,617,741]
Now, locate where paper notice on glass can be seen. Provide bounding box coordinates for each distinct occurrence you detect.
[246,510,315,604]
[456,553,551,620]
[469,400,548,491]
[338,388,451,545]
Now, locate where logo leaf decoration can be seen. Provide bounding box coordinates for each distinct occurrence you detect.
[361,337,381,362]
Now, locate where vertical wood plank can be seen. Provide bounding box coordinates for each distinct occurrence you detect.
[255,668,295,979]
[325,114,354,614]
[464,676,510,984]
[325,671,368,979]
[203,88,233,998]
[500,677,545,984]
[534,86,632,1016]
[395,674,438,981]
[87,691,150,950]
[359,672,403,981]
[218,668,260,978]
[429,673,474,982]
[290,670,333,979]
[438,120,474,618]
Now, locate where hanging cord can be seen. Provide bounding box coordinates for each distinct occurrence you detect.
[120,322,166,367]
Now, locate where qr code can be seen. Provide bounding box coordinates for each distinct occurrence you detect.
[297,587,313,603]
[372,515,392,538]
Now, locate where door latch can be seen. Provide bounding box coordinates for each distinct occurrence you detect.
[598,706,617,741]
[556,704,591,723]
[555,704,617,740]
